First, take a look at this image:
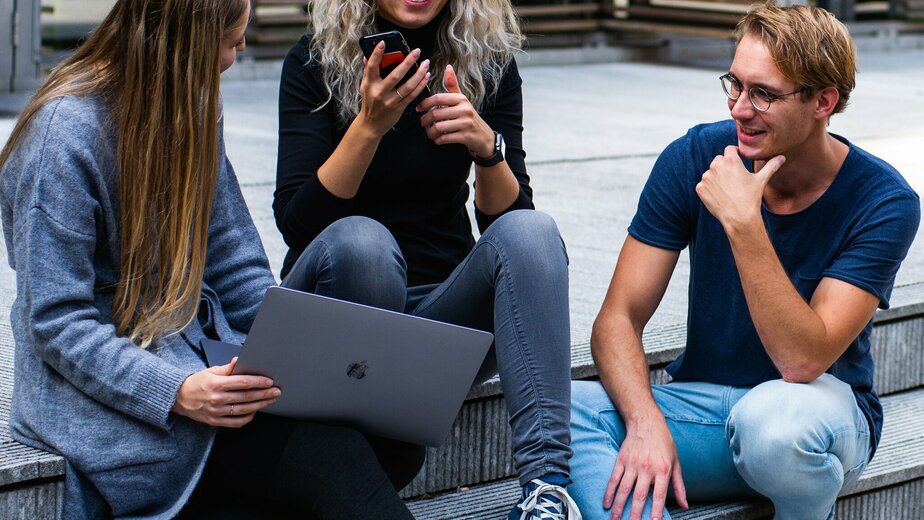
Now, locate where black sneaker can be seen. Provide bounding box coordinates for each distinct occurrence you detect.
[507,479,582,520]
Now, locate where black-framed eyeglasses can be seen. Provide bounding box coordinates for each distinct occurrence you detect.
[720,73,806,112]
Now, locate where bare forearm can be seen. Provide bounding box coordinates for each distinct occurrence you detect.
[591,313,663,426]
[316,115,382,199]
[726,219,830,381]
[473,163,520,215]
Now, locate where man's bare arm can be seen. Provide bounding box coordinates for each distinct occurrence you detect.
[696,147,880,382]
[723,220,879,382]
[592,236,687,520]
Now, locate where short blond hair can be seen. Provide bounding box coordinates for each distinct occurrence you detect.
[736,2,856,114]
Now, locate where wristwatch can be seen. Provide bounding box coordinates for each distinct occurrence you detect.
[470,131,505,168]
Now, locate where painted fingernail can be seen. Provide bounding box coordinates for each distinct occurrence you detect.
[422,59,430,69]
[412,48,421,57]
[377,41,385,49]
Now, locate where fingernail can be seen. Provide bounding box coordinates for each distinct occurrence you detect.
[422,59,430,69]
[273,389,281,397]
[446,64,453,71]
[412,48,421,57]
[377,41,385,49]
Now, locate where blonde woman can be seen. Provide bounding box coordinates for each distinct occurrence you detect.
[274,1,580,518]
[0,0,421,517]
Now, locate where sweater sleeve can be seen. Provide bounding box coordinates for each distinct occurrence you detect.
[273,36,354,256]
[4,99,190,430]
[203,116,277,335]
[474,57,535,232]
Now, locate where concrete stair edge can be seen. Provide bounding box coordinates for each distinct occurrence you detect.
[406,387,924,519]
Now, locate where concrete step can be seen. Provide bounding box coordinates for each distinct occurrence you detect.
[0,310,63,519]
[1,281,923,515]
[406,387,924,519]
[399,281,924,498]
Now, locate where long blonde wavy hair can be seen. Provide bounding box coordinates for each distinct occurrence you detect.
[0,0,250,348]
[307,0,522,123]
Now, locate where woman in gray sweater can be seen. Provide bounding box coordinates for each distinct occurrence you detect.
[0,0,421,518]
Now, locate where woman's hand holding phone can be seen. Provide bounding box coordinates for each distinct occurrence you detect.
[416,65,494,157]
[357,41,431,137]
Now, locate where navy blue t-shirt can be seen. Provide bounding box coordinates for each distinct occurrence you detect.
[629,120,920,453]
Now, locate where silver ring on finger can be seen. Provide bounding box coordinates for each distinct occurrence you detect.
[395,88,406,100]
[229,404,235,416]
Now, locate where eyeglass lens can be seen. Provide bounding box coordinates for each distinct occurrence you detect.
[720,75,774,112]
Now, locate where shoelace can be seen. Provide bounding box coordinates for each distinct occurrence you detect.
[517,480,583,520]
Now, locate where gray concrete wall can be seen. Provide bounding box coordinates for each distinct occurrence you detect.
[1,0,42,93]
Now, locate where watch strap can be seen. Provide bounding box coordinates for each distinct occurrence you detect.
[471,131,504,168]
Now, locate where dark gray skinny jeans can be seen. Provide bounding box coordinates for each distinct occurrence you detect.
[281,210,573,484]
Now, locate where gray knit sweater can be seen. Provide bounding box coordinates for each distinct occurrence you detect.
[0,95,276,518]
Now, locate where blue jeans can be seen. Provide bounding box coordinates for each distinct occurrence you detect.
[570,374,871,519]
[281,211,573,484]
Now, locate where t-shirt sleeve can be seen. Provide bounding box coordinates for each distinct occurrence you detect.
[823,189,920,309]
[627,134,698,251]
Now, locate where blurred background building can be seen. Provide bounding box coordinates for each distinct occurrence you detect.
[4,0,924,94]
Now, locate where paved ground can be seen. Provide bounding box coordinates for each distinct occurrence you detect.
[2,44,924,343]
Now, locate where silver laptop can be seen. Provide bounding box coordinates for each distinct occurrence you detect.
[201,286,494,446]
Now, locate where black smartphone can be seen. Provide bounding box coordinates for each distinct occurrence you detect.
[359,30,412,79]
[358,30,428,96]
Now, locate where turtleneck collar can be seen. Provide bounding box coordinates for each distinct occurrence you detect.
[374,8,446,58]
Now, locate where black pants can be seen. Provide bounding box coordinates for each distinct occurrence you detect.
[178,413,425,519]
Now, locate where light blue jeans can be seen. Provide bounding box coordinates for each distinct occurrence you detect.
[570,374,872,519]
[281,211,573,484]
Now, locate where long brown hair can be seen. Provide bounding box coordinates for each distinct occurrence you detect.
[0,0,250,347]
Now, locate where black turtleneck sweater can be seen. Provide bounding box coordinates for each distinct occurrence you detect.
[273,14,533,285]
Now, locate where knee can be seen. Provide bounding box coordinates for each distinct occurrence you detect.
[318,217,405,274]
[571,381,606,415]
[728,377,855,450]
[728,380,816,456]
[306,423,371,452]
[484,210,567,270]
[726,379,850,494]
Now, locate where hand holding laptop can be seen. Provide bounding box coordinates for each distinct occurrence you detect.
[172,357,281,428]
[201,287,493,446]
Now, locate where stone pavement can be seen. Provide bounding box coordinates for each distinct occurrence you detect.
[0,38,923,520]
[219,45,924,344]
[1,45,923,343]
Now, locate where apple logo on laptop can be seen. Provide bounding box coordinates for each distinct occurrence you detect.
[346,361,368,380]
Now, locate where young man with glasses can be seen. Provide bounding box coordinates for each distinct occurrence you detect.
[568,3,920,520]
